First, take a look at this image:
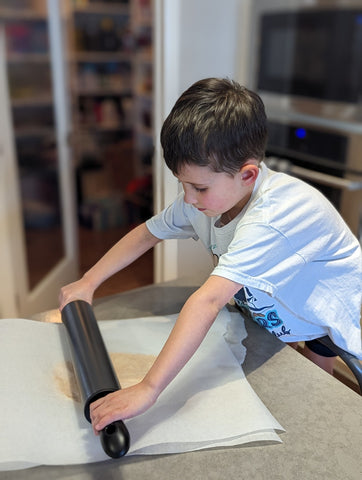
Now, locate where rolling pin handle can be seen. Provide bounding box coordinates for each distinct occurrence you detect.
[100,420,130,458]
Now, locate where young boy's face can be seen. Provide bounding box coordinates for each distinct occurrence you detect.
[176,162,258,218]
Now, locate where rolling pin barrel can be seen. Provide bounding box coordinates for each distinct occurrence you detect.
[61,300,130,458]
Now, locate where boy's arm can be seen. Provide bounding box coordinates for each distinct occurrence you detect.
[59,223,161,310]
[89,275,242,434]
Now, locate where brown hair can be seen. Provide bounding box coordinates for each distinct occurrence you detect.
[160,77,267,175]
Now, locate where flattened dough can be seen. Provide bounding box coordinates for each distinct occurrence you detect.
[54,352,156,401]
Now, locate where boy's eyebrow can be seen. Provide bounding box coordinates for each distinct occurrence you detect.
[185,181,209,188]
[176,178,208,188]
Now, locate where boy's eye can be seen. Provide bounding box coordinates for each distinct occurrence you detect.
[194,186,207,193]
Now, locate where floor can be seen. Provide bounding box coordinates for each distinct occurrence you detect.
[78,225,154,299]
[26,225,64,290]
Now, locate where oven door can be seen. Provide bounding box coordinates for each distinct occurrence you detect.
[257,8,362,103]
[265,156,362,241]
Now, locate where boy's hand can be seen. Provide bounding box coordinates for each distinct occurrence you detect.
[89,382,157,435]
[58,278,94,311]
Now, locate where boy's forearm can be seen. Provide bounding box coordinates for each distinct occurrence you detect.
[142,292,219,396]
[59,223,161,309]
[142,276,239,397]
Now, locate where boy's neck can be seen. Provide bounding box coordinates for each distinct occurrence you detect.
[221,191,253,225]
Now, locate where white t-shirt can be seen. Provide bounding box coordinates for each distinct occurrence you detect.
[146,163,362,358]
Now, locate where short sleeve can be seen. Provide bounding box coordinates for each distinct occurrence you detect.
[146,193,199,240]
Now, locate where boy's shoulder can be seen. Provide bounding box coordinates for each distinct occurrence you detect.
[245,164,349,239]
[255,164,329,209]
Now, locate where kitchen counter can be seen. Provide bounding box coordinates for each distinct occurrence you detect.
[3,282,361,480]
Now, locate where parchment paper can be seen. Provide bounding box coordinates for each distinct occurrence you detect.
[0,309,284,470]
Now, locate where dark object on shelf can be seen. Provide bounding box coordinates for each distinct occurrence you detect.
[79,195,125,230]
[74,12,129,52]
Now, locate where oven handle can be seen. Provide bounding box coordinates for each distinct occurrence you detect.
[290,166,362,191]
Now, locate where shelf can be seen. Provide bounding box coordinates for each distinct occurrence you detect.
[7,52,50,63]
[0,7,47,21]
[80,123,125,131]
[15,126,54,138]
[74,87,132,96]
[70,51,132,63]
[72,2,129,15]
[68,0,153,206]
[135,90,152,100]
[78,123,132,132]
[134,49,152,63]
[11,96,53,107]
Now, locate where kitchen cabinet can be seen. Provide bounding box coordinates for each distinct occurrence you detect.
[132,0,153,177]
[0,0,155,316]
[68,0,154,228]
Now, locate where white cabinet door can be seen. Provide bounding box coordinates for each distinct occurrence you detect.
[0,1,77,317]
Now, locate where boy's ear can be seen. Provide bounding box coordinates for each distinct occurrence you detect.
[240,163,259,184]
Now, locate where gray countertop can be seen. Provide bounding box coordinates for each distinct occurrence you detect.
[2,282,361,480]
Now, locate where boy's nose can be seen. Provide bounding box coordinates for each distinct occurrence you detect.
[183,193,193,204]
[183,188,196,205]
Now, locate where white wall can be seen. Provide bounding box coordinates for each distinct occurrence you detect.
[178,0,245,89]
[154,0,251,284]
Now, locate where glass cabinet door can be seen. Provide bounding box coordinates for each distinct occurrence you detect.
[0,0,77,316]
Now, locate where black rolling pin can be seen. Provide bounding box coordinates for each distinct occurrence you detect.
[61,300,130,458]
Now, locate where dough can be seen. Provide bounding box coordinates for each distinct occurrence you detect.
[53,352,156,402]
[111,352,156,389]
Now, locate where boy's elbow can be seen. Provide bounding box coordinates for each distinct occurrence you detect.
[191,275,242,314]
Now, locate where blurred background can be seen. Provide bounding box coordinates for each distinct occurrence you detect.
[1,0,155,314]
[1,0,361,321]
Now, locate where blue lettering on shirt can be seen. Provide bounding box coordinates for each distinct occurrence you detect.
[272,325,291,338]
[234,287,291,338]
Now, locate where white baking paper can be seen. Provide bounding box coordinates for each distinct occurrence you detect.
[0,309,284,470]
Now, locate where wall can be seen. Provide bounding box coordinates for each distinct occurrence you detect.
[154,0,251,284]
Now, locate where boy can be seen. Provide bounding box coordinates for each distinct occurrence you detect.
[59,78,361,435]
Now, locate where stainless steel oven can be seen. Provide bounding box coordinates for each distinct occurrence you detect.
[264,115,362,241]
[247,0,362,124]
[245,0,362,241]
